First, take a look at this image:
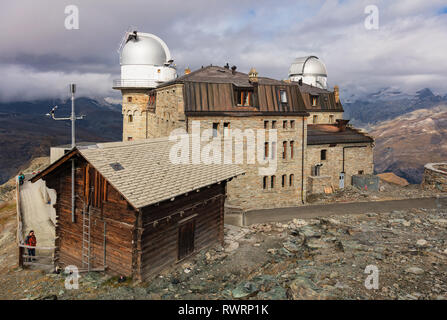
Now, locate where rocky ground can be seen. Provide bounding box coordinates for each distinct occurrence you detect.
[0,202,446,300]
[306,181,440,205]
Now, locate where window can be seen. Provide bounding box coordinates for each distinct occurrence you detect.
[282,141,287,159]
[264,120,269,129]
[290,141,294,159]
[290,120,295,129]
[264,142,269,159]
[289,174,294,186]
[271,142,276,159]
[212,123,219,137]
[313,115,318,124]
[127,96,132,102]
[312,165,321,176]
[272,120,277,129]
[329,115,334,123]
[84,165,107,208]
[321,149,327,161]
[223,122,230,136]
[282,175,286,187]
[127,137,133,141]
[271,176,276,188]
[235,88,253,106]
[128,114,133,123]
[149,91,156,107]
[279,90,288,104]
[358,170,364,175]
[263,176,268,189]
[283,120,287,129]
[311,95,318,107]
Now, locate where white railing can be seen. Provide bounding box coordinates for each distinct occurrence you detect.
[112,79,158,88]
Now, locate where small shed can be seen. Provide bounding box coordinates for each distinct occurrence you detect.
[31,138,244,280]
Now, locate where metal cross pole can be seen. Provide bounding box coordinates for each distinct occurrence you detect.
[46,84,85,222]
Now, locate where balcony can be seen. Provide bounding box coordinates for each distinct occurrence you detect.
[112,79,158,89]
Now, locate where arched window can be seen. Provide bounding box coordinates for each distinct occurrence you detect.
[282,175,286,187]
[289,174,294,186]
[271,176,276,188]
[263,176,268,189]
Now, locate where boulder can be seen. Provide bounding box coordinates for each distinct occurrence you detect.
[377,172,409,186]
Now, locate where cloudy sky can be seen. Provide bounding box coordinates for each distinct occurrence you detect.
[1,0,446,102]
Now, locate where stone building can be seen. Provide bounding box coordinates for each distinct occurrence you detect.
[112,31,375,212]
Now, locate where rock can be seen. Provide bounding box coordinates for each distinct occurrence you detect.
[289,277,327,300]
[232,282,258,299]
[225,240,239,253]
[298,226,320,238]
[405,267,424,275]
[306,238,328,250]
[184,268,191,274]
[258,286,287,300]
[292,219,308,227]
[377,172,409,186]
[283,240,300,253]
[416,239,428,247]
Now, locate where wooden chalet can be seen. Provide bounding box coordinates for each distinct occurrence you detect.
[31,138,244,280]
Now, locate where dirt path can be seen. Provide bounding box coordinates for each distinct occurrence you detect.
[20,177,56,247]
[245,196,447,225]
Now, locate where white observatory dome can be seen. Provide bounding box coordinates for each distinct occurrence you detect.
[288,56,328,89]
[121,35,168,66]
[114,31,177,89]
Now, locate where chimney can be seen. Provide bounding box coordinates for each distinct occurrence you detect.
[224,63,230,69]
[248,67,258,83]
[334,85,340,104]
[231,65,237,75]
[184,67,191,75]
[335,119,349,132]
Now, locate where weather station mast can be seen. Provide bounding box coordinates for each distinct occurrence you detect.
[46,84,85,222]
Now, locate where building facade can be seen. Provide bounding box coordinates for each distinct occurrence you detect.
[114,65,374,212]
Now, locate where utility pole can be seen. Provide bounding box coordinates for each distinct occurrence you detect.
[47,84,85,222]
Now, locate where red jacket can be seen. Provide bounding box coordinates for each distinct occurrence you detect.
[26,235,36,247]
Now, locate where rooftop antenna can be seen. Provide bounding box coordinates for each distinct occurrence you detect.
[46,84,85,222]
[117,26,138,55]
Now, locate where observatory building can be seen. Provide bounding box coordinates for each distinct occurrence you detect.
[112,31,374,212]
[113,31,177,140]
[288,56,328,89]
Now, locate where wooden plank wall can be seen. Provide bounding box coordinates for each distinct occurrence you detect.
[44,157,138,276]
[139,183,226,280]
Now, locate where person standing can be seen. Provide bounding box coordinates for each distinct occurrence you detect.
[25,230,37,262]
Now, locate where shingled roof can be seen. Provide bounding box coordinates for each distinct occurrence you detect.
[307,124,374,145]
[32,138,244,209]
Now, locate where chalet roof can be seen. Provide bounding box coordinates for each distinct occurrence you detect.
[307,124,374,145]
[158,65,288,88]
[33,138,244,209]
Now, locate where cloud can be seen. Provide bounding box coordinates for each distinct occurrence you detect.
[1,0,446,102]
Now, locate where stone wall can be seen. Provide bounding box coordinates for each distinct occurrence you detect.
[308,112,344,124]
[307,175,332,194]
[422,163,447,192]
[121,89,151,141]
[186,116,307,211]
[306,143,374,192]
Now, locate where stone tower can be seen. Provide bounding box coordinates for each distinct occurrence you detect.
[113,31,177,141]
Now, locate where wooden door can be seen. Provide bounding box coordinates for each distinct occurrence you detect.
[178,221,195,260]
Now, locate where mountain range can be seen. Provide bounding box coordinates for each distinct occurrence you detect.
[0,97,122,184]
[0,87,446,185]
[344,88,447,183]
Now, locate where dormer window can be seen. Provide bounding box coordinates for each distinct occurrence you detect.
[235,88,254,107]
[279,89,288,104]
[311,95,318,107]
